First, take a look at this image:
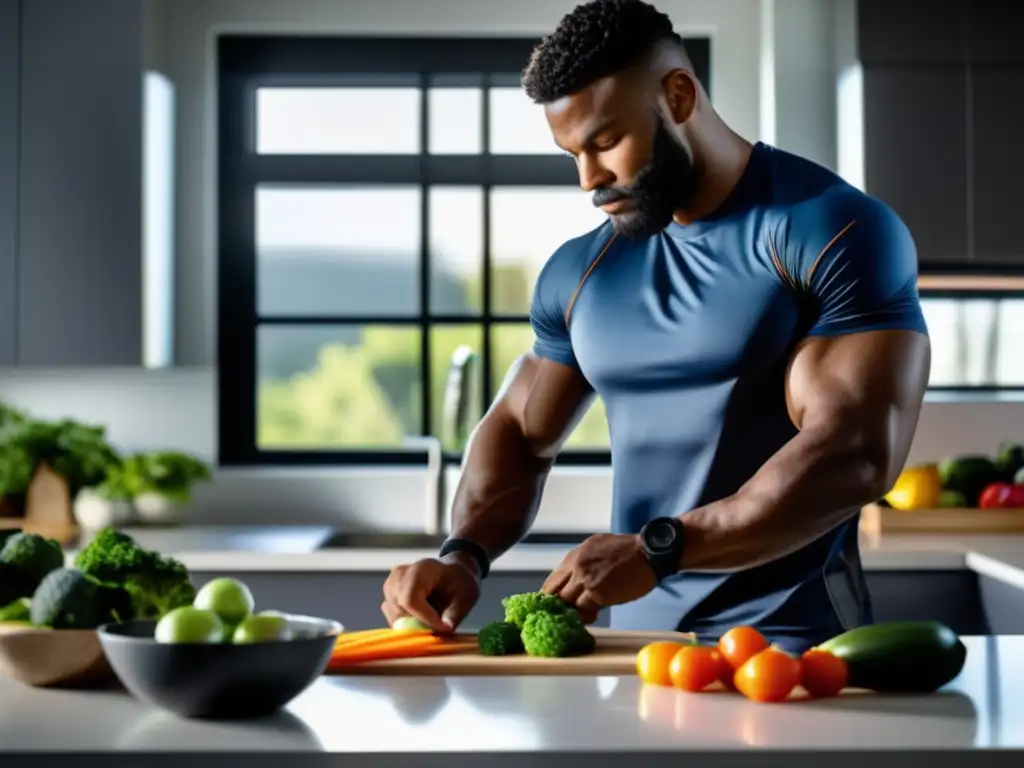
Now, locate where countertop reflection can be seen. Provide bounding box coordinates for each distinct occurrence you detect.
[0,635,1017,753]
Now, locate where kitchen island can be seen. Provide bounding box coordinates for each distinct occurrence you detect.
[0,635,1020,765]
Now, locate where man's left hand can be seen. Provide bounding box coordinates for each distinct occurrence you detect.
[541,533,658,623]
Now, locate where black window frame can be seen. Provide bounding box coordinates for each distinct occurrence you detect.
[216,34,712,467]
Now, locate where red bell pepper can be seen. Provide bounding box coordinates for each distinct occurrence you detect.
[978,482,1024,509]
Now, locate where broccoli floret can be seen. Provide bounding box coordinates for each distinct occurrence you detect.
[520,611,595,658]
[0,533,64,590]
[478,621,524,656]
[501,591,574,629]
[74,527,196,620]
[30,568,100,628]
[0,597,31,623]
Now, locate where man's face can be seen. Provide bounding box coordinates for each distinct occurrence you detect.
[544,73,697,238]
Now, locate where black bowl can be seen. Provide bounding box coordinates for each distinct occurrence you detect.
[97,616,342,720]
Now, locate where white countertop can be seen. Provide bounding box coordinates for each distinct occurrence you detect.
[0,635,1018,753]
[61,526,1024,593]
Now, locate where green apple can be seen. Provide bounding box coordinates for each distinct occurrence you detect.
[231,613,293,644]
[155,606,224,644]
[193,577,255,631]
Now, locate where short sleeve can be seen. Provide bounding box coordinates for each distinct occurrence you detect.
[789,190,929,338]
[530,252,580,369]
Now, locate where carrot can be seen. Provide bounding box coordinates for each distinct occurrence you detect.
[334,628,435,653]
[326,640,478,671]
[334,628,407,648]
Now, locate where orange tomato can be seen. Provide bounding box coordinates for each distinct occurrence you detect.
[668,645,723,692]
[800,648,849,698]
[734,647,802,703]
[715,651,738,690]
[718,626,769,670]
[636,641,688,686]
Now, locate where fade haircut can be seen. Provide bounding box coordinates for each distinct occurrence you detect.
[521,0,685,105]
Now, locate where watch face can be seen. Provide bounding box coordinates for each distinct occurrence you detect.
[645,519,677,551]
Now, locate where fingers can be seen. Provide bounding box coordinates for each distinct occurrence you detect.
[380,599,403,626]
[382,563,447,632]
[440,591,475,632]
[575,590,602,624]
[541,567,570,595]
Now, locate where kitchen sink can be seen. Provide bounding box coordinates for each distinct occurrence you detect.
[315,531,593,550]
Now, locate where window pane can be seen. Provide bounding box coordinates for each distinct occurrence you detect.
[430,186,483,314]
[256,87,421,154]
[490,324,610,448]
[489,87,562,155]
[429,88,482,154]
[490,187,608,315]
[430,325,484,451]
[257,185,421,317]
[257,325,422,449]
[922,298,1024,387]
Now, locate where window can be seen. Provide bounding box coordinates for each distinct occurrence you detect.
[218,36,711,465]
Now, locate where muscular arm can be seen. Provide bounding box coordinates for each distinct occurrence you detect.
[675,328,930,572]
[442,353,594,577]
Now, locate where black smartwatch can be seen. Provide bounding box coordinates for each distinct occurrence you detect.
[438,537,490,580]
[638,516,686,581]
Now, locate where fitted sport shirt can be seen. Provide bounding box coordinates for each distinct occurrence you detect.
[530,142,929,652]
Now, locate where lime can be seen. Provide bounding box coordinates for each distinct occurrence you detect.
[193,577,255,628]
[155,606,224,644]
[232,614,293,644]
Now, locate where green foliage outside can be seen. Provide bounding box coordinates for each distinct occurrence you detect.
[257,265,611,452]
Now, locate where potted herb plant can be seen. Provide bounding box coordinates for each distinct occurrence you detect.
[128,451,212,525]
[72,461,136,530]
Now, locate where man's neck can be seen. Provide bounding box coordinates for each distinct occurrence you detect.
[672,130,754,226]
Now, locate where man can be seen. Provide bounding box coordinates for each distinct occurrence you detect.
[382,0,931,652]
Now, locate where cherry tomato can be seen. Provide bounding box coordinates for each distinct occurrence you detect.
[668,645,723,692]
[718,626,769,670]
[800,648,849,698]
[979,482,1013,509]
[636,641,688,686]
[734,647,802,703]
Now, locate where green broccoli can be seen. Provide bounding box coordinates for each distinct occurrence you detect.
[0,533,64,590]
[74,527,196,620]
[0,597,31,623]
[30,568,101,629]
[501,591,574,629]
[477,621,525,656]
[520,611,595,658]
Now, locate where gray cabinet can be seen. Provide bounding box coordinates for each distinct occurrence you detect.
[862,67,969,265]
[858,0,967,64]
[0,0,18,366]
[16,0,144,365]
[968,1,1024,64]
[970,69,1024,265]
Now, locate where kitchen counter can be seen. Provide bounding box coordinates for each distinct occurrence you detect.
[0,635,1019,762]
[62,525,1024,592]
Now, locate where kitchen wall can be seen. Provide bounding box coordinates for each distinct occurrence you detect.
[1,0,1022,531]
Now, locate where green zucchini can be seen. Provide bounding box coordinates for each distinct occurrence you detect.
[816,621,967,693]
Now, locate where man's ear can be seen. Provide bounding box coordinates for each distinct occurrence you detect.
[660,69,697,124]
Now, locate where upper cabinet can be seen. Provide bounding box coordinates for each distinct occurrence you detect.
[0,0,146,367]
[858,0,967,65]
[858,0,1024,271]
[861,67,968,266]
[0,0,18,366]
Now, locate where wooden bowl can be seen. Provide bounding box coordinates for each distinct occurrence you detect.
[0,623,114,688]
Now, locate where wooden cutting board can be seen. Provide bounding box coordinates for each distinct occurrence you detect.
[326,629,696,676]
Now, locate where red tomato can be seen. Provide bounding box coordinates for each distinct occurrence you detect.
[1008,484,1024,509]
[979,482,1013,509]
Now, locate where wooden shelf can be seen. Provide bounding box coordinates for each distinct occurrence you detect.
[860,503,1024,535]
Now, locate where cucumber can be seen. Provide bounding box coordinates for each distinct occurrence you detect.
[816,621,967,693]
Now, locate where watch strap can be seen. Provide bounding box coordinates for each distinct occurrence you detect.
[438,537,490,579]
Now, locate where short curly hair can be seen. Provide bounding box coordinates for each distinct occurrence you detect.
[522,0,684,104]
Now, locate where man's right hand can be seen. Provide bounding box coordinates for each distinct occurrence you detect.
[381,554,481,633]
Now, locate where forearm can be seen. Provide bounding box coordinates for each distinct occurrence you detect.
[446,410,553,572]
[677,416,894,572]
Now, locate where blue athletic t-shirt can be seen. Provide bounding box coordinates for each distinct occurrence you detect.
[530,142,928,652]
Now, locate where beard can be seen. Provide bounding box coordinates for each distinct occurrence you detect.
[591,118,697,239]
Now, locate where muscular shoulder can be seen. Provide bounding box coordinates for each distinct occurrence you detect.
[530,220,616,370]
